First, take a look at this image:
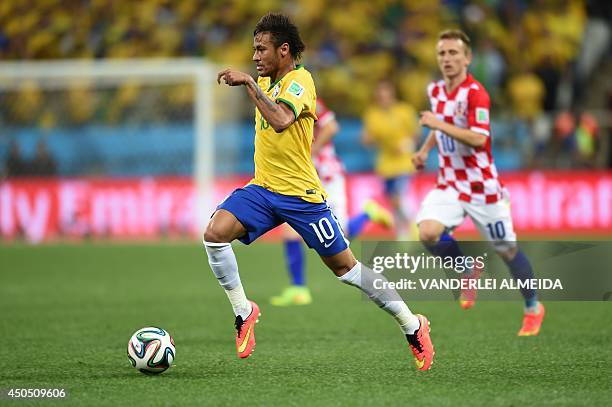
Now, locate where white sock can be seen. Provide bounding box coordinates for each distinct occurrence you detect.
[339,262,420,334]
[204,241,252,319]
[225,285,252,320]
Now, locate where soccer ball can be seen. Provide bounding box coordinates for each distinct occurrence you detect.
[127,327,175,375]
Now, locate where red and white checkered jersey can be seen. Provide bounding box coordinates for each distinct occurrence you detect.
[313,98,344,182]
[427,74,503,204]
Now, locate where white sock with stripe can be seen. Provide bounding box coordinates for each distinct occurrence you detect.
[204,241,252,320]
[339,262,420,334]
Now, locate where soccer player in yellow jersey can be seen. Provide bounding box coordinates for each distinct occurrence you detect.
[204,13,434,370]
[362,80,419,238]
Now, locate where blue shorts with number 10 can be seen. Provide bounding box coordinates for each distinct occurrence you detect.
[217,184,349,257]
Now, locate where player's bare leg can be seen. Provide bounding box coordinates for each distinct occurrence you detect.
[418,219,445,246]
[203,209,260,358]
[496,245,517,262]
[320,248,434,371]
[204,209,248,244]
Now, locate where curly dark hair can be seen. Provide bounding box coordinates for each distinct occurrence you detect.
[254,13,305,60]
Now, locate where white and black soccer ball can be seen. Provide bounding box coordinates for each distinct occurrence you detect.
[127,327,175,375]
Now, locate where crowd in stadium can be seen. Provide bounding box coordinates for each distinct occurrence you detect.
[0,0,610,174]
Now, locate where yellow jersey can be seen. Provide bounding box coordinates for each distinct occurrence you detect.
[250,65,326,203]
[363,102,418,178]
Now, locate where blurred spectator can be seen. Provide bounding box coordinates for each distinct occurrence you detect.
[573,0,611,106]
[0,0,594,120]
[523,0,586,111]
[534,57,563,112]
[0,0,607,171]
[507,66,547,166]
[548,109,603,168]
[4,140,28,178]
[398,65,432,111]
[470,37,506,101]
[531,115,554,168]
[10,80,43,124]
[29,139,57,176]
[507,67,546,122]
[575,111,599,164]
[551,110,578,167]
[67,81,97,125]
[105,81,142,124]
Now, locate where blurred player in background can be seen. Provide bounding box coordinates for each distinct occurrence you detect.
[413,29,545,336]
[362,80,419,239]
[270,98,393,306]
[206,13,434,370]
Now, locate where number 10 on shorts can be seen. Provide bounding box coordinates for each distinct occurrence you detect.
[486,221,506,240]
[309,218,336,243]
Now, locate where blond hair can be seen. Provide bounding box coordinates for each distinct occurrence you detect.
[438,29,471,54]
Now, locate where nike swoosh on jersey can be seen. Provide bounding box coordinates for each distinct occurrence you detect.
[238,326,252,353]
[323,236,339,248]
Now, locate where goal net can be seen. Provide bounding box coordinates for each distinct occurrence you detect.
[0,58,246,242]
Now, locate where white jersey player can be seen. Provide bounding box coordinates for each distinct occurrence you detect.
[413,29,545,336]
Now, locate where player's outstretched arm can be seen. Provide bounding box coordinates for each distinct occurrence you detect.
[412,132,436,170]
[217,68,295,133]
[419,111,486,148]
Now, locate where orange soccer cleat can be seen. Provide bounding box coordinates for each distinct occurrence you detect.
[518,303,545,336]
[406,314,435,371]
[459,263,484,309]
[234,301,261,358]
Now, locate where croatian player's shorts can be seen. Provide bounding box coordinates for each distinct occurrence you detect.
[217,184,349,257]
[321,174,348,229]
[415,187,517,252]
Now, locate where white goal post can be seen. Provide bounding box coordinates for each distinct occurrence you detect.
[0,58,216,232]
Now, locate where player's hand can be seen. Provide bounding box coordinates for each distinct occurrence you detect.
[217,69,252,86]
[419,111,440,130]
[412,150,428,171]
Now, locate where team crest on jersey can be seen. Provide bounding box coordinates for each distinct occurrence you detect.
[455,101,467,116]
[476,107,489,124]
[271,84,281,99]
[287,80,305,98]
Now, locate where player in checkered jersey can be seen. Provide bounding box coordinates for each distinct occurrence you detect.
[412,29,545,336]
[270,98,393,306]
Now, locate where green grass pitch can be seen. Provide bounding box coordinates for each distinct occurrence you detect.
[1,242,610,406]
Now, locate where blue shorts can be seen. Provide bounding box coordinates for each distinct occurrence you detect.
[216,184,349,257]
[384,175,411,197]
